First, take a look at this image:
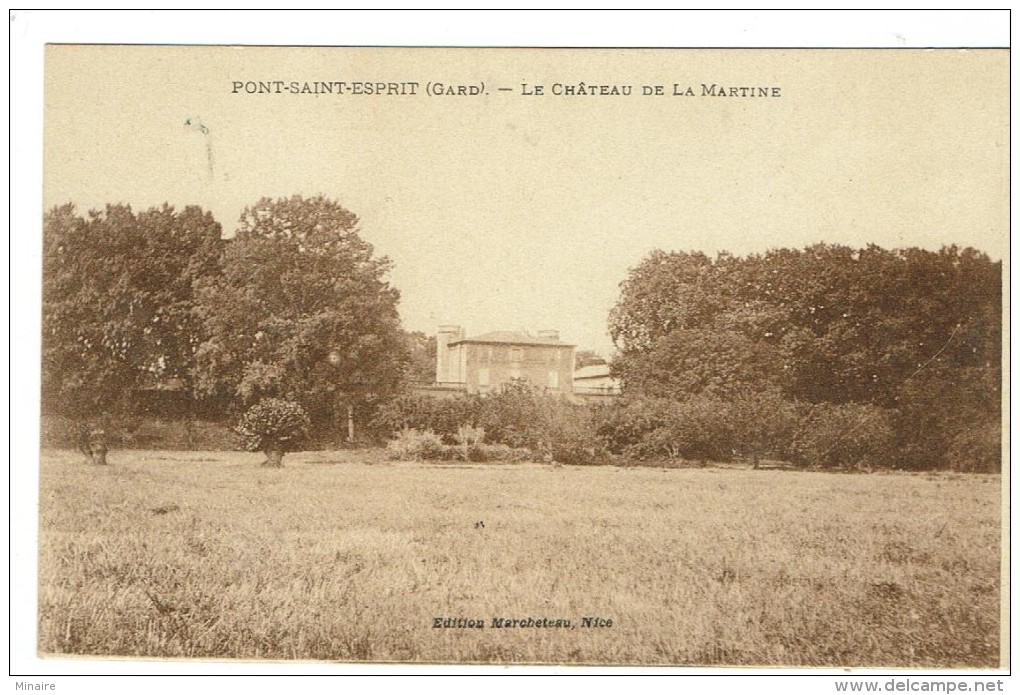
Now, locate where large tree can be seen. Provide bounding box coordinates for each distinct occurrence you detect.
[609,243,1001,469]
[42,203,223,416]
[192,195,407,428]
[612,244,999,402]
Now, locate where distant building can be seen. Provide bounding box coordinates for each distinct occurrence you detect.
[429,325,577,396]
[572,364,622,402]
[412,325,622,403]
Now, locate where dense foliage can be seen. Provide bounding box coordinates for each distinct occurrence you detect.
[193,196,407,425]
[42,196,1001,472]
[608,244,1001,470]
[236,398,311,465]
[402,331,437,385]
[371,393,484,441]
[374,380,608,466]
[385,427,533,463]
[43,197,412,440]
[42,203,223,416]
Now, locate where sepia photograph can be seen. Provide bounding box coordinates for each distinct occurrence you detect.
[12,10,1009,684]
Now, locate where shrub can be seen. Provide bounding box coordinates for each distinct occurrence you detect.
[383,428,538,461]
[453,425,486,461]
[728,390,799,464]
[544,403,611,466]
[454,424,485,446]
[592,398,672,457]
[386,428,446,461]
[478,380,609,464]
[475,443,532,463]
[443,442,532,463]
[947,420,1002,473]
[370,394,483,443]
[594,392,797,465]
[893,368,1002,471]
[662,396,736,462]
[236,398,311,467]
[385,429,534,464]
[594,397,734,462]
[479,380,548,449]
[791,402,895,470]
[376,381,608,465]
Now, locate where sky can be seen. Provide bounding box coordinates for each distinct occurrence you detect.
[42,45,1007,357]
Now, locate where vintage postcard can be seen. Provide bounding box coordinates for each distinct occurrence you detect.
[28,39,1007,676]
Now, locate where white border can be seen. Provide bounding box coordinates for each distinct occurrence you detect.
[9,10,1012,689]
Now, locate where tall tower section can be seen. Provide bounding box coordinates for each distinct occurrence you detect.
[435,325,465,383]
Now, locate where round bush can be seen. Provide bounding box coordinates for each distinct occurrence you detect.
[236,398,310,466]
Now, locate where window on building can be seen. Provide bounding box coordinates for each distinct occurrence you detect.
[548,370,559,389]
[510,347,523,362]
[478,367,489,386]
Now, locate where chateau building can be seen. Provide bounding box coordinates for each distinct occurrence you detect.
[433,325,576,396]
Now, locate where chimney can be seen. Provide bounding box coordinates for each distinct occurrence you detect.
[436,325,464,383]
[537,329,560,341]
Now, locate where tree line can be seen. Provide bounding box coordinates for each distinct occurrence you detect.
[42,196,408,435]
[43,195,1002,470]
[606,245,1002,470]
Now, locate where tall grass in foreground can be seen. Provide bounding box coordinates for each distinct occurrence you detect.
[38,450,1000,666]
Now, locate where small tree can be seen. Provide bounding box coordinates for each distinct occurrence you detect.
[479,379,547,449]
[75,421,109,466]
[236,398,310,467]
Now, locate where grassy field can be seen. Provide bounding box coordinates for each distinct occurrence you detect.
[37,449,1002,667]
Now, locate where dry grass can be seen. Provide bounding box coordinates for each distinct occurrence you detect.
[38,449,1001,666]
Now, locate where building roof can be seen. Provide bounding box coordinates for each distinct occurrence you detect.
[573,364,615,380]
[449,330,575,348]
